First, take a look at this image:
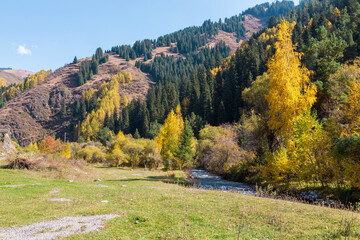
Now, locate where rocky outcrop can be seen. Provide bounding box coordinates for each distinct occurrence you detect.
[0,129,16,154]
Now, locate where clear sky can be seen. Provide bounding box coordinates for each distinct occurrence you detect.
[0,0,299,72]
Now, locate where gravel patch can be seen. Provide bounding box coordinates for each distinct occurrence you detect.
[0,214,121,240]
[0,183,41,188]
[48,198,73,202]
[0,184,25,188]
[49,189,60,194]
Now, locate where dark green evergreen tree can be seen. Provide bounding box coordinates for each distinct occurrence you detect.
[175,119,194,169]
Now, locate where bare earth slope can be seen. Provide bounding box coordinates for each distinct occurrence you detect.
[206,15,268,53]
[0,55,152,145]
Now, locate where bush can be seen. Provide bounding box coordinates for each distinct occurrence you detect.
[197,126,255,179]
[76,145,106,163]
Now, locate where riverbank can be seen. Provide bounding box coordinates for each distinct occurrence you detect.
[190,169,353,209]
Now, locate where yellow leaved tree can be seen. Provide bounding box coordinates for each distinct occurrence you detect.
[61,141,71,159]
[0,78,7,87]
[156,105,184,170]
[343,80,360,135]
[266,19,317,140]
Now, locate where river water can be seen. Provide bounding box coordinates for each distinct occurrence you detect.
[191,169,256,196]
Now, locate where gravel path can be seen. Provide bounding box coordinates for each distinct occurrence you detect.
[0,214,121,240]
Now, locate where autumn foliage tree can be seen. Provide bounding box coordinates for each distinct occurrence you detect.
[38,136,57,154]
[266,19,317,140]
[61,141,71,159]
[80,72,132,141]
[0,78,7,88]
[156,105,184,170]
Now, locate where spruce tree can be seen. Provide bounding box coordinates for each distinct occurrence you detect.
[113,109,120,134]
[134,129,140,139]
[175,119,194,169]
[61,98,67,118]
[122,108,130,133]
[73,99,80,117]
[81,101,86,121]
[189,70,200,114]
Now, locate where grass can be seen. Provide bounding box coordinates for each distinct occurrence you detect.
[0,162,360,239]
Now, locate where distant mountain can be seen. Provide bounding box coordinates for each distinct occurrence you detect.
[0,69,34,85]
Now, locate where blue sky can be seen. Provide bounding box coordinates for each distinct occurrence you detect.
[0,0,299,72]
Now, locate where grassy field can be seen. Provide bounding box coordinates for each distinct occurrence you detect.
[0,162,360,239]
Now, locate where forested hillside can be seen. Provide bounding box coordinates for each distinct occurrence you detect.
[4,0,360,203]
[0,1,294,143]
[108,0,360,203]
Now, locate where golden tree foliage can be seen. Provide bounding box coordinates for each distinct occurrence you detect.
[116,130,126,140]
[23,70,49,90]
[343,80,360,135]
[61,141,71,159]
[81,88,95,102]
[111,71,132,84]
[122,95,129,106]
[266,19,317,139]
[80,73,131,141]
[155,105,184,169]
[0,78,7,87]
[328,59,360,136]
[3,85,20,99]
[3,70,50,100]
[24,141,39,153]
[333,7,341,18]
[265,110,333,184]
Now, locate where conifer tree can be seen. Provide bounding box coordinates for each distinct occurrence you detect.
[134,129,140,139]
[122,108,130,133]
[61,98,67,118]
[175,119,194,169]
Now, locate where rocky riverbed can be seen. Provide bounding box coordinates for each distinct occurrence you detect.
[190,169,341,207]
[191,169,256,195]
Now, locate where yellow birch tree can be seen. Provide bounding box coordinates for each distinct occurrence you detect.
[266,19,317,140]
[156,105,184,169]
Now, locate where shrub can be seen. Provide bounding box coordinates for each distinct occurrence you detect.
[76,145,106,163]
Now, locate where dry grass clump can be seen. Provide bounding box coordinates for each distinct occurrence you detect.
[5,152,97,181]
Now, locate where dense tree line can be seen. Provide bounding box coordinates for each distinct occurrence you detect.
[242,1,295,18]
[76,48,109,86]
[110,39,155,61]
[108,1,295,59]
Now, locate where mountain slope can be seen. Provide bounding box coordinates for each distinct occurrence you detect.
[0,55,153,145]
[205,15,269,53]
[0,69,34,85]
